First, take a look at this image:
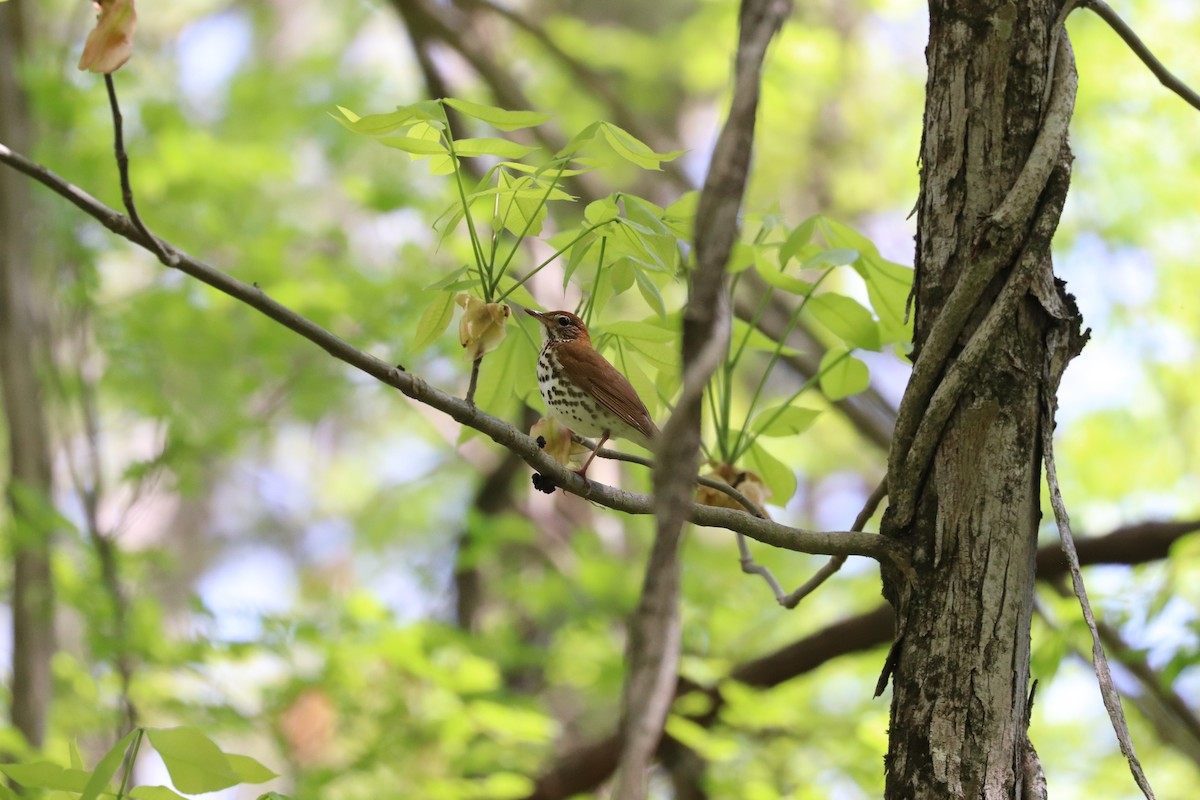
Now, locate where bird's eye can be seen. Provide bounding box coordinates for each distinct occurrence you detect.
[557,316,570,326]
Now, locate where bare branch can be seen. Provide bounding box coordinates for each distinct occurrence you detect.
[612,2,792,795]
[1080,0,1200,112]
[103,74,170,265]
[1042,378,1155,797]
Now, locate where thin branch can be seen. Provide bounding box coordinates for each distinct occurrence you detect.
[778,477,887,608]
[465,355,483,405]
[1080,0,1200,112]
[0,143,897,567]
[103,74,170,265]
[1042,386,1155,797]
[612,2,792,795]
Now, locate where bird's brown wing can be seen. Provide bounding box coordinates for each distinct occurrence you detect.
[554,342,659,441]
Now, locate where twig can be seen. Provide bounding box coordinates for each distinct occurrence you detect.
[103,74,171,265]
[1041,384,1155,798]
[465,355,483,405]
[0,142,900,567]
[1080,0,1200,112]
[778,477,887,608]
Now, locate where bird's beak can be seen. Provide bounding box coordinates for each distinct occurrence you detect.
[524,307,550,325]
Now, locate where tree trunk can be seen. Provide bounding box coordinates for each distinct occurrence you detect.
[0,0,57,749]
[880,1,1081,797]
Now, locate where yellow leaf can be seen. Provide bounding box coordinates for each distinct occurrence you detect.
[78,0,137,74]
[456,294,511,359]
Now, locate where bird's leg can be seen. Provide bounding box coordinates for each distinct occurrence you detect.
[575,431,610,481]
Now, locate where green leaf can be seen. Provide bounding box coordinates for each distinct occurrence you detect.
[664,716,739,763]
[451,138,539,159]
[751,405,822,438]
[634,268,667,319]
[130,786,190,800]
[744,441,796,505]
[69,740,84,771]
[598,122,685,170]
[562,236,595,286]
[855,254,914,344]
[146,727,240,795]
[803,247,859,270]
[0,762,90,792]
[806,294,881,350]
[412,292,457,351]
[333,105,430,136]
[257,794,295,800]
[753,255,813,295]
[226,754,277,784]
[779,215,819,265]
[376,135,447,156]
[443,98,552,131]
[584,196,620,226]
[609,258,635,294]
[818,347,870,400]
[81,729,139,800]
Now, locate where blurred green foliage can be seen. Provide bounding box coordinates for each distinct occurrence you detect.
[0,0,1198,797]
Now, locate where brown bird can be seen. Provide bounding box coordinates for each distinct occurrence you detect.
[526,308,659,479]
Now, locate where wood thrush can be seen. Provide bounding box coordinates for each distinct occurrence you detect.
[526,309,659,478]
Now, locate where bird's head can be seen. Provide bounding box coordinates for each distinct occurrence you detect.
[525,308,590,344]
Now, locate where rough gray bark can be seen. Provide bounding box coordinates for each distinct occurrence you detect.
[0,0,56,749]
[879,1,1082,797]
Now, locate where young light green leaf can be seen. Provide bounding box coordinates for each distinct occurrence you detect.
[333,105,424,136]
[751,405,822,438]
[803,247,859,270]
[226,754,277,784]
[425,265,471,291]
[81,728,139,800]
[855,253,914,343]
[598,122,685,170]
[69,740,84,771]
[634,268,667,319]
[609,258,635,294]
[376,136,447,156]
[562,236,595,287]
[779,215,819,266]
[0,762,90,792]
[145,727,239,794]
[744,441,796,505]
[806,294,881,351]
[728,242,755,273]
[584,195,620,226]
[443,98,552,131]
[452,138,539,159]
[412,292,457,351]
[820,216,881,257]
[130,786,189,800]
[818,347,870,400]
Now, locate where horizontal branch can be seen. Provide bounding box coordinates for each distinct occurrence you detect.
[526,514,1200,799]
[0,142,900,566]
